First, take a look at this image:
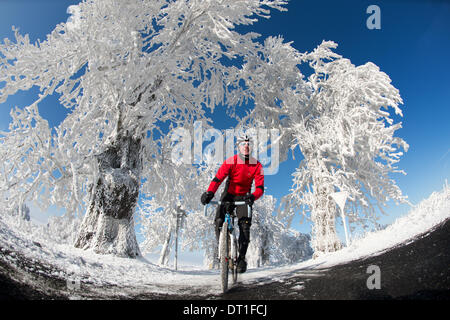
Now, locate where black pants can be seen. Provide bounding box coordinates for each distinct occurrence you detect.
[214,192,252,259]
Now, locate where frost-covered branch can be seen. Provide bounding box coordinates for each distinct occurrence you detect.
[0,0,290,240]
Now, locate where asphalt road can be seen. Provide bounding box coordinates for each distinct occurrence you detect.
[1,218,449,300]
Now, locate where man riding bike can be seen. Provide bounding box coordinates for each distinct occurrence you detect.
[200,134,264,273]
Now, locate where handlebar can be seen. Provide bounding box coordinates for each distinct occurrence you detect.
[203,200,252,219]
[209,200,247,206]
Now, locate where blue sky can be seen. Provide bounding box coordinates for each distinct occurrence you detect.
[0,0,449,242]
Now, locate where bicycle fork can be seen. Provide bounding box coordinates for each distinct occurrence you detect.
[218,214,237,266]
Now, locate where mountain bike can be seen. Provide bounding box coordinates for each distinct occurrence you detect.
[204,200,252,293]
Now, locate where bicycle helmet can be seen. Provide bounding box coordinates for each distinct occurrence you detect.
[236,134,252,145]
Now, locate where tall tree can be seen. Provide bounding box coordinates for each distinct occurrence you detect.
[0,0,289,257]
[282,41,409,256]
[138,130,202,265]
[239,40,408,257]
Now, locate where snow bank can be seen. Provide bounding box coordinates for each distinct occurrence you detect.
[0,215,221,296]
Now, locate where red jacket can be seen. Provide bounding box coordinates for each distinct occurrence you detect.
[207,154,264,200]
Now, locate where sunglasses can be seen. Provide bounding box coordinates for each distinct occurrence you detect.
[239,141,251,146]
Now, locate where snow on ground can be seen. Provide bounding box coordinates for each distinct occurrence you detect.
[1,184,449,297]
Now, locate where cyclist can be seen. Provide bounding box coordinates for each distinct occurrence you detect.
[200,134,264,273]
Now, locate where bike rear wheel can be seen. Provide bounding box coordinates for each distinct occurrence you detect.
[219,221,230,293]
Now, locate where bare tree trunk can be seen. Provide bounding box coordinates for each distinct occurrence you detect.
[74,133,142,258]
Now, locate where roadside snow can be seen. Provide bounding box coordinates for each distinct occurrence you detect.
[1,184,448,296]
[297,183,450,269]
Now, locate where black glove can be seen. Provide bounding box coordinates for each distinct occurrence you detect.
[201,191,214,205]
[243,193,255,206]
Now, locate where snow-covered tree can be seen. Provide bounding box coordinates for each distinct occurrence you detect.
[15,203,31,222]
[271,229,312,265]
[247,194,276,267]
[238,40,408,257]
[0,0,289,257]
[139,139,222,268]
[45,213,81,245]
[138,130,202,265]
[182,156,222,269]
[236,36,306,164]
[283,41,409,256]
[247,194,312,267]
